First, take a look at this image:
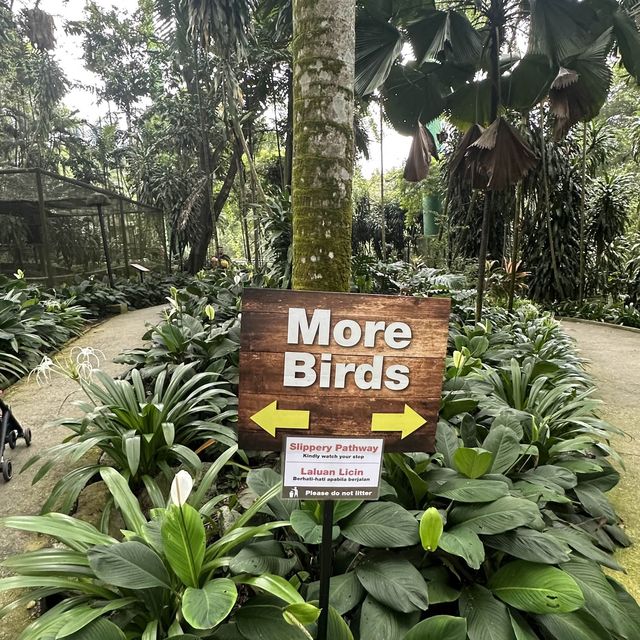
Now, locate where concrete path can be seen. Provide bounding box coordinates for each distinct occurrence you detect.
[0,305,164,638]
[561,320,640,599]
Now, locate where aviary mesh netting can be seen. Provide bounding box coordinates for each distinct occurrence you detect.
[0,169,167,284]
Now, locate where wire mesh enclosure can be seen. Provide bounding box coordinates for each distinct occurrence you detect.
[0,168,168,285]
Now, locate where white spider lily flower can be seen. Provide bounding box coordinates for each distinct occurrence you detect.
[170,470,194,506]
[71,346,105,368]
[29,356,55,386]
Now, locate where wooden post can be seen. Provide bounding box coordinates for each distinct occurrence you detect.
[34,169,53,287]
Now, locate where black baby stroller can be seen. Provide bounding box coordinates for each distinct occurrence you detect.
[0,393,32,482]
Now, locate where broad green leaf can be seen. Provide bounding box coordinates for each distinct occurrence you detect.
[182,579,237,629]
[435,422,460,466]
[484,529,571,564]
[283,603,320,626]
[290,509,339,544]
[432,478,509,503]
[489,561,584,614]
[438,527,485,570]
[460,585,513,640]
[355,556,428,613]
[246,468,296,520]
[235,605,310,640]
[306,572,365,615]
[229,541,297,577]
[236,574,304,605]
[449,496,541,535]
[453,448,493,479]
[358,595,419,640]
[548,527,623,571]
[422,566,461,605]
[403,615,467,640]
[161,504,205,588]
[419,507,443,551]
[483,425,521,474]
[573,484,617,523]
[62,618,126,640]
[342,502,419,548]
[563,559,632,638]
[88,542,171,590]
[535,610,613,640]
[327,606,354,640]
[509,611,538,640]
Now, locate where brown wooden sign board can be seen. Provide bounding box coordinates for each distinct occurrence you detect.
[238,289,450,452]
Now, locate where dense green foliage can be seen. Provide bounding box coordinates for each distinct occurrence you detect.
[2,270,638,639]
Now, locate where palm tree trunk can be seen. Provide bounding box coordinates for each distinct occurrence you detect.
[476,19,501,322]
[508,184,523,313]
[291,0,355,292]
[579,122,587,303]
[539,104,565,300]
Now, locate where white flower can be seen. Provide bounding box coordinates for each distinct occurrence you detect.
[170,470,194,506]
[72,346,105,368]
[29,357,55,386]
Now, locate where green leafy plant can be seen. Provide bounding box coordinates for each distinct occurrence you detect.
[25,363,237,513]
[0,468,313,639]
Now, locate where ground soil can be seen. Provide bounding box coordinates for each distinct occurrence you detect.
[561,319,640,599]
[0,305,164,638]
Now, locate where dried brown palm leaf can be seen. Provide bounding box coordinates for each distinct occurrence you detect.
[450,123,486,189]
[403,123,438,183]
[24,8,55,51]
[466,117,537,192]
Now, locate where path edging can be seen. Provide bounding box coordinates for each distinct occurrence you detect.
[555,316,640,335]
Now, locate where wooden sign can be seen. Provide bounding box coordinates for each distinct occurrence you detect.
[238,289,450,452]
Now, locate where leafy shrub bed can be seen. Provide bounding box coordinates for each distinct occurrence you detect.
[553,299,640,329]
[0,271,191,388]
[3,271,639,639]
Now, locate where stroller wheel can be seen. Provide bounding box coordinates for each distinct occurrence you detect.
[24,428,32,447]
[2,460,12,482]
[7,431,17,450]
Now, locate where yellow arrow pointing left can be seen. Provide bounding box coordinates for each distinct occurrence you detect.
[250,401,310,437]
[371,404,426,439]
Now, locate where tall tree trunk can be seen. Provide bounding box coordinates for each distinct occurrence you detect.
[291,0,355,292]
[475,17,501,322]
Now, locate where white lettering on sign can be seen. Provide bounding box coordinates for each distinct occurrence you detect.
[283,307,412,391]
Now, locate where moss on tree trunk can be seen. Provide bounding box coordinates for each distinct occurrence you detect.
[291,0,355,293]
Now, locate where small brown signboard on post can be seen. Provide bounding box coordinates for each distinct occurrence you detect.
[238,289,450,453]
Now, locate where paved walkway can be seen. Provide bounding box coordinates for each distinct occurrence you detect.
[561,320,640,599]
[0,305,164,638]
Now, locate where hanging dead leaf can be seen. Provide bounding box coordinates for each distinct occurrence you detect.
[450,123,486,189]
[25,8,56,51]
[466,117,537,191]
[403,123,438,182]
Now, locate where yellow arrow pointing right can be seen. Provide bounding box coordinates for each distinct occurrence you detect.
[371,404,426,439]
[250,401,310,437]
